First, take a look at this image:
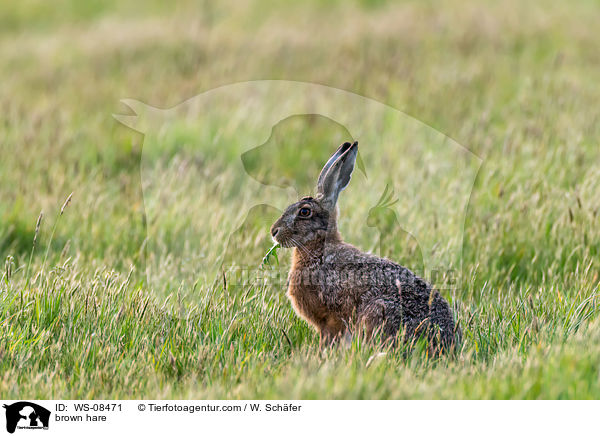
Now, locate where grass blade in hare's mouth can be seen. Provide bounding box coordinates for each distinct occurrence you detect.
[261,242,281,266]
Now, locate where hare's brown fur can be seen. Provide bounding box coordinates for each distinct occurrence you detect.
[271,142,459,351]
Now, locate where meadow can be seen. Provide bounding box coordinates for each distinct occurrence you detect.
[1,0,599,399]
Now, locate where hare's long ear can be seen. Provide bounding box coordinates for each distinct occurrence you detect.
[316,141,358,209]
[316,141,351,189]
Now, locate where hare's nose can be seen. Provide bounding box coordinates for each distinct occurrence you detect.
[271,227,280,238]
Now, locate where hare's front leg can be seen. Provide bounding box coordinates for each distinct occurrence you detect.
[319,329,335,348]
[318,316,346,348]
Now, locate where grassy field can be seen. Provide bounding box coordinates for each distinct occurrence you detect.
[1,0,600,399]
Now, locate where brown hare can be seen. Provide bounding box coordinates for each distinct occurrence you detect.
[270,141,459,351]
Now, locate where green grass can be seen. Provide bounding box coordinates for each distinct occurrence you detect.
[1,0,600,399]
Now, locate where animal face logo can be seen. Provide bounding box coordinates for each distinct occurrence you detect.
[114,80,482,293]
[3,402,50,434]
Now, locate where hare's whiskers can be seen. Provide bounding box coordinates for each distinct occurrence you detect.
[290,237,317,262]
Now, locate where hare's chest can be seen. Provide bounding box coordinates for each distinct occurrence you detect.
[286,267,332,325]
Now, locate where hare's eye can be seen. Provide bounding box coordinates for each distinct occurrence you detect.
[298,207,311,218]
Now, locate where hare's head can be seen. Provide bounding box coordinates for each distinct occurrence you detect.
[270,141,358,248]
